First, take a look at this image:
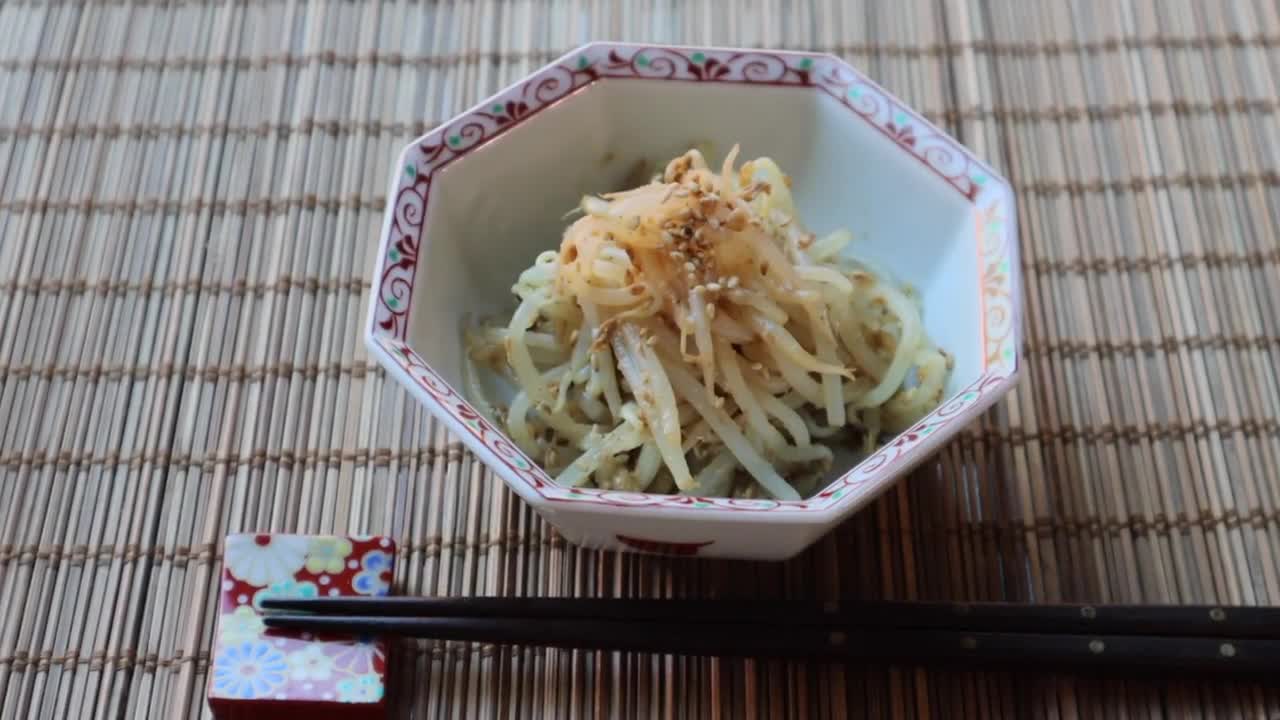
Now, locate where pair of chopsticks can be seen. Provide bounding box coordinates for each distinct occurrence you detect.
[260,597,1280,675]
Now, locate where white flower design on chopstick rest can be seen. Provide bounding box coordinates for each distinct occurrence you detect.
[225,534,309,587]
[286,645,335,682]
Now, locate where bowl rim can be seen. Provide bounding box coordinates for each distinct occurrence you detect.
[364,41,1021,523]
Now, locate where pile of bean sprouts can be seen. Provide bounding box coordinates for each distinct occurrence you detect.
[464,147,950,500]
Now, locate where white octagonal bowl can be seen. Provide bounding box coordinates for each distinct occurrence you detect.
[365,42,1021,561]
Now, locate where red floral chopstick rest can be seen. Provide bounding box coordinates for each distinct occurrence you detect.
[208,533,396,719]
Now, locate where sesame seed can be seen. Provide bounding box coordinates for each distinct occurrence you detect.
[628,216,641,230]
[706,282,722,292]
[669,250,683,260]
[751,363,764,371]
[684,262,696,273]
[661,231,675,244]
[674,189,689,198]
[705,302,716,318]
[727,276,740,288]
[646,335,659,346]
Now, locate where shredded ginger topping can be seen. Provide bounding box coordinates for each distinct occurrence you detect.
[464,146,951,500]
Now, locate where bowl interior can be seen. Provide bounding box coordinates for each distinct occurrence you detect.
[407,78,983,490]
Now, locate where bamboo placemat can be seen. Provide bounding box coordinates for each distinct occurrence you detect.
[1,0,1279,717]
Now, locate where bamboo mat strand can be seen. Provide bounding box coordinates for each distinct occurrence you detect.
[0,1,1279,718]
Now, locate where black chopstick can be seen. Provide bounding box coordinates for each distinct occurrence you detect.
[259,612,1280,675]
[259,597,1280,639]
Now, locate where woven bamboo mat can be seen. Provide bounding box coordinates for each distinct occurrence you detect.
[1,0,1279,717]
